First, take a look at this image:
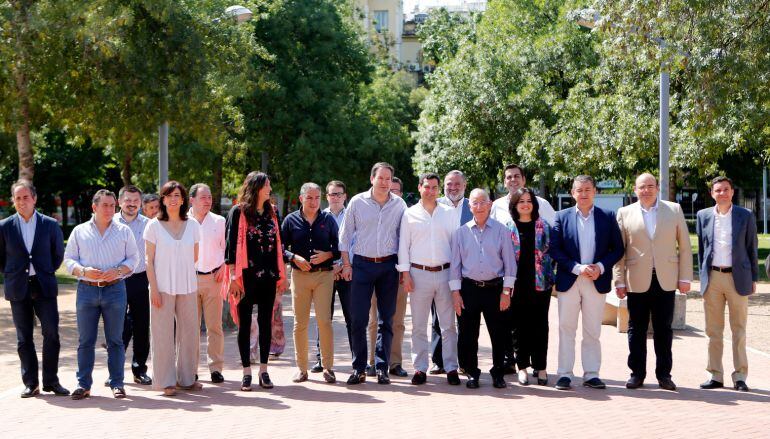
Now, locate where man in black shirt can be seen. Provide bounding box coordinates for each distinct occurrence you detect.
[281,182,340,384]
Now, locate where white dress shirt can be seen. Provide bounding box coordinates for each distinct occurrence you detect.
[491,194,556,226]
[19,212,37,276]
[712,205,733,267]
[438,197,463,226]
[396,201,456,272]
[640,201,658,240]
[571,206,604,275]
[193,210,226,273]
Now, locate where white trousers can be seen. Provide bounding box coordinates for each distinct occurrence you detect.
[557,276,605,380]
[409,268,458,373]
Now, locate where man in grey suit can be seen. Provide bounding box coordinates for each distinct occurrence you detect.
[696,176,757,392]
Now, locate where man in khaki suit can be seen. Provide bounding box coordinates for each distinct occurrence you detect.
[614,173,693,391]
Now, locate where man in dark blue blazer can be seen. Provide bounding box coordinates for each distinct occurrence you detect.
[696,176,757,392]
[549,175,623,390]
[0,180,68,398]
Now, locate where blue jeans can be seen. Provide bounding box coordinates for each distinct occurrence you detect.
[75,281,127,389]
[350,259,398,373]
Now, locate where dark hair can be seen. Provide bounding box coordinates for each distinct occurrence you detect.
[418,172,440,186]
[572,175,596,188]
[391,176,403,191]
[504,163,525,178]
[710,176,734,190]
[370,162,395,179]
[326,180,346,194]
[509,187,540,222]
[92,189,117,205]
[158,181,189,221]
[142,193,160,204]
[11,179,36,198]
[237,171,273,225]
[189,183,211,198]
[119,185,142,200]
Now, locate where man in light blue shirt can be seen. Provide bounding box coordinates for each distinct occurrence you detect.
[449,188,516,389]
[339,163,406,385]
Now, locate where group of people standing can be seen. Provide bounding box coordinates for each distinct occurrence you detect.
[0,161,758,400]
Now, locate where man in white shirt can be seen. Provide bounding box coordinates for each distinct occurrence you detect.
[189,183,227,383]
[491,164,556,226]
[398,173,461,385]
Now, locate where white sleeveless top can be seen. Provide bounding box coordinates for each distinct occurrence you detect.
[144,218,201,295]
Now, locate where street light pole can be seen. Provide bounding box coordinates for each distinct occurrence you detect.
[659,70,670,201]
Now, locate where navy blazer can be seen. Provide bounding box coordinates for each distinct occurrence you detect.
[696,205,758,296]
[0,212,64,301]
[438,196,473,225]
[549,206,624,294]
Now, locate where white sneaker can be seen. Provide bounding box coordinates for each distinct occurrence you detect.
[518,369,529,385]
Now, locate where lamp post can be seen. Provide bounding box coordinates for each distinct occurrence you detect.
[158,5,253,187]
[572,9,685,201]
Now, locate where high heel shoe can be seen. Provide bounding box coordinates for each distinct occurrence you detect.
[537,371,548,386]
[241,375,252,391]
[259,372,274,389]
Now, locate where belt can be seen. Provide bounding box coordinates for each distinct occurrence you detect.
[308,266,334,273]
[80,279,121,288]
[358,255,396,263]
[411,262,450,272]
[196,267,220,275]
[463,277,503,288]
[711,266,733,273]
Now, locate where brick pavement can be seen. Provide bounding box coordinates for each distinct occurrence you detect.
[1,284,769,438]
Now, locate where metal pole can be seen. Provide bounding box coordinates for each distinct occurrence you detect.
[261,151,268,173]
[659,69,670,201]
[763,167,767,234]
[159,121,169,187]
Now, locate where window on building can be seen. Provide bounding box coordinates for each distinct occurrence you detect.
[374,10,389,32]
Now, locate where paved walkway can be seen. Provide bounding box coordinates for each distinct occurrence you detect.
[1,284,769,438]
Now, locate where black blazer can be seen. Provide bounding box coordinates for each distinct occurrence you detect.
[0,212,64,301]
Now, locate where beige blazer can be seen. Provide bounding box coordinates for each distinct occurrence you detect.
[613,200,693,292]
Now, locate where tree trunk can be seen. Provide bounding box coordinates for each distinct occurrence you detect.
[212,153,223,214]
[15,107,34,182]
[12,1,35,182]
[121,147,133,187]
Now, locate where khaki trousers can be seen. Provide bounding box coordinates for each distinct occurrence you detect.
[368,283,407,367]
[292,270,335,371]
[196,273,224,374]
[150,292,199,390]
[704,270,749,383]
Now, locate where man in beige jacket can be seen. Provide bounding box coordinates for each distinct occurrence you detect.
[614,173,693,391]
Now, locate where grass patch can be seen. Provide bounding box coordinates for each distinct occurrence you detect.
[689,234,770,281]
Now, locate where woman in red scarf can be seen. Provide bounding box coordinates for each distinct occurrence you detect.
[222,172,286,391]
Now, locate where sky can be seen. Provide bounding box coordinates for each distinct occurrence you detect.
[403,0,487,14]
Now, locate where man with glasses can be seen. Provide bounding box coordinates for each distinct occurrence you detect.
[614,173,692,391]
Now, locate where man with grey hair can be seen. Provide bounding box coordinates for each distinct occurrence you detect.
[450,188,516,389]
[142,193,160,219]
[189,183,227,383]
[281,182,340,383]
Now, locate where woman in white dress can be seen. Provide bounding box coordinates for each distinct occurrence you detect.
[145,181,201,396]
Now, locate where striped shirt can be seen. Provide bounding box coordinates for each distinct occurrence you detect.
[114,212,149,273]
[339,189,406,258]
[63,217,140,279]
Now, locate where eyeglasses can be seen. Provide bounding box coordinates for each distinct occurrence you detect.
[327,192,345,197]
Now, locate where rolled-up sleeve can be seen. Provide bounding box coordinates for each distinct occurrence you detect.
[396,211,411,272]
[338,200,355,253]
[500,224,517,288]
[449,227,463,291]
[121,229,139,272]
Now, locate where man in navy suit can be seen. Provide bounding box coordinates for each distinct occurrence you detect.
[549,175,623,390]
[0,180,68,398]
[432,170,472,374]
[696,176,757,392]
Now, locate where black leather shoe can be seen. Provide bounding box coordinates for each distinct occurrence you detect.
[240,375,252,391]
[429,364,446,375]
[376,369,391,385]
[734,380,749,392]
[210,371,224,384]
[346,372,366,385]
[390,365,408,377]
[492,376,507,389]
[466,377,479,389]
[365,364,376,377]
[447,370,461,385]
[259,372,274,389]
[658,377,677,391]
[583,378,606,389]
[411,371,427,385]
[310,361,324,373]
[554,377,571,390]
[625,376,644,389]
[21,385,39,398]
[42,383,70,396]
[700,379,724,389]
[134,373,153,385]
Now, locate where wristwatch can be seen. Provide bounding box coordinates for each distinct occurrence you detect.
[502,289,511,297]
[230,273,237,281]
